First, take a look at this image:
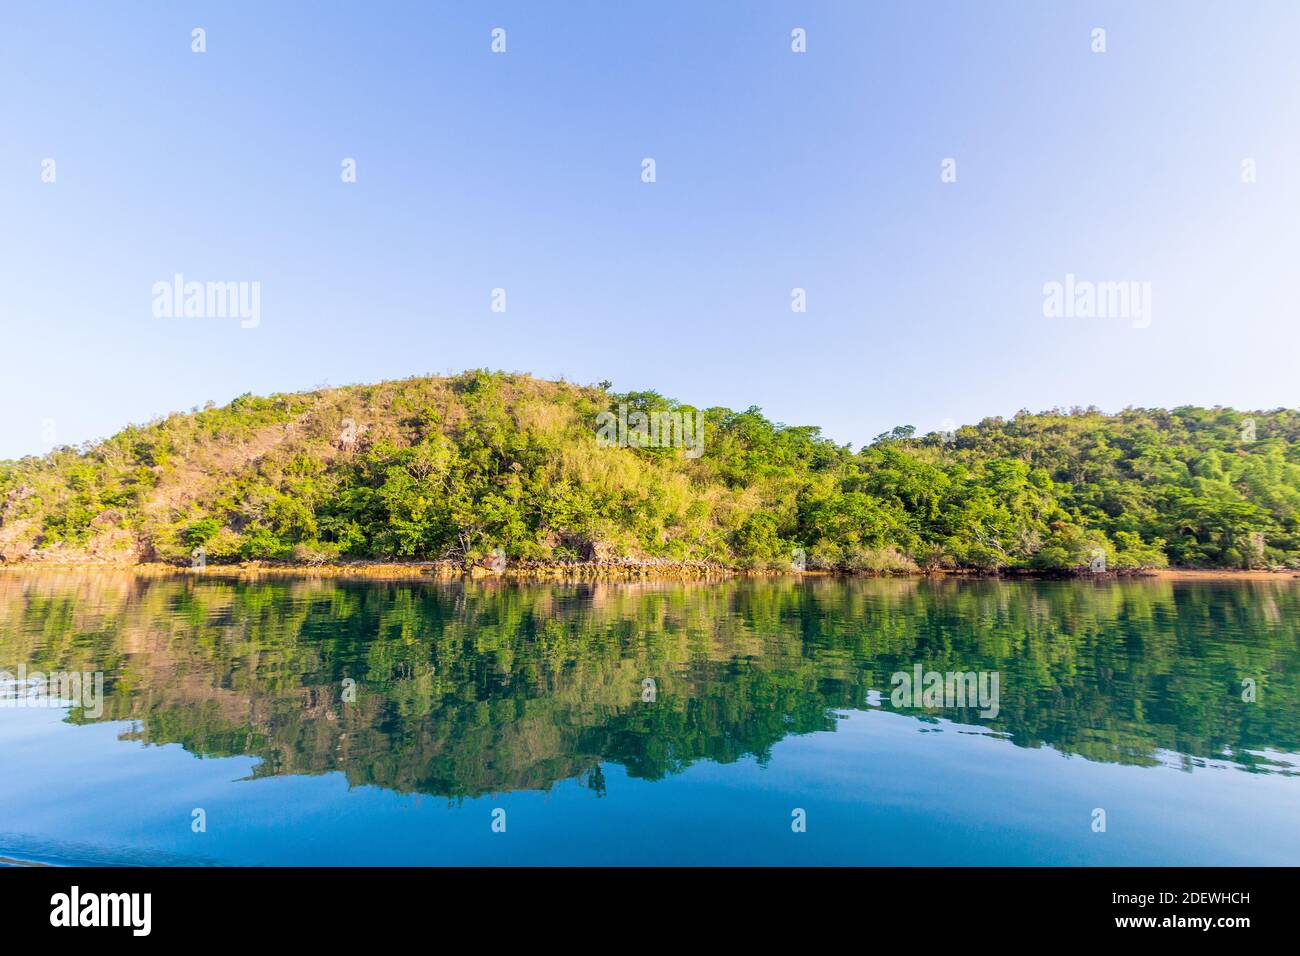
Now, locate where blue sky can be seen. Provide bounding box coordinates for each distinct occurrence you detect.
[2,1,1298,459]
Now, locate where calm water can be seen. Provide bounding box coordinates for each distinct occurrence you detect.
[1,572,1297,866]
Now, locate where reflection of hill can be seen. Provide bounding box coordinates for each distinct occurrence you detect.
[1,573,1297,797]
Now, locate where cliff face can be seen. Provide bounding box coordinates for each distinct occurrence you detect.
[1,370,1298,570]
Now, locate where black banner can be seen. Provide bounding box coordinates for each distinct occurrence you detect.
[0,866,1279,941]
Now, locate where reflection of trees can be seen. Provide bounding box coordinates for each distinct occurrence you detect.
[1,573,1297,797]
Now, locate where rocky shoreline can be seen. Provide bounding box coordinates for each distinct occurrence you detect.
[1,558,1296,582]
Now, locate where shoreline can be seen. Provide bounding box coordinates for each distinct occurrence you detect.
[1142,567,1300,581]
[1,560,1296,583]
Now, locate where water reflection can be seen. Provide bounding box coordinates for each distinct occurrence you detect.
[1,572,1297,799]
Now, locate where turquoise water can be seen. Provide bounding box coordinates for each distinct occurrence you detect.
[1,572,1297,865]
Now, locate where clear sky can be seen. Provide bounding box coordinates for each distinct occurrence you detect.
[2,1,1298,459]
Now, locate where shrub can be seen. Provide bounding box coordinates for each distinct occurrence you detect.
[842,546,918,574]
[291,540,341,565]
[183,517,222,547]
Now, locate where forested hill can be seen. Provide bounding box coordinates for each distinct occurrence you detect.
[2,371,1298,571]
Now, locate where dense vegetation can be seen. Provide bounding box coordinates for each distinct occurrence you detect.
[2,370,1298,570]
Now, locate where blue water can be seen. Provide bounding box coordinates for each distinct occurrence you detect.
[1,573,1297,865]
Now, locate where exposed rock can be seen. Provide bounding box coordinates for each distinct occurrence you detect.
[582,539,618,562]
[0,519,38,564]
[554,532,618,562]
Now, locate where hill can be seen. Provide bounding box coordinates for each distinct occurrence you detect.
[2,370,1298,571]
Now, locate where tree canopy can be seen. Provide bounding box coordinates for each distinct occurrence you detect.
[2,372,1297,571]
